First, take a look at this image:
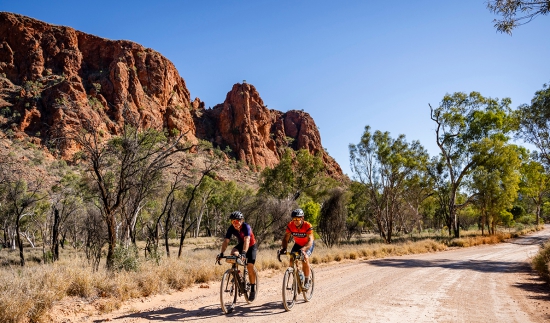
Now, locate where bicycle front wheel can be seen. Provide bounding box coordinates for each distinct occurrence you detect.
[282,267,297,311]
[302,268,314,301]
[220,270,237,314]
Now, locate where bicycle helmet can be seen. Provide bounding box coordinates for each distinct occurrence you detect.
[229,211,244,220]
[291,209,304,218]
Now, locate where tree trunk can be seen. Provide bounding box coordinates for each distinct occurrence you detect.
[178,218,197,258]
[60,231,66,249]
[51,208,60,261]
[15,215,24,267]
[164,209,172,257]
[105,213,117,269]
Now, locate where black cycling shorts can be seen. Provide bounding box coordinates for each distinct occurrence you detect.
[234,243,258,264]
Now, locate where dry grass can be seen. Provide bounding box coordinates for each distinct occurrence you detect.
[531,226,550,283]
[0,225,542,322]
[532,240,550,282]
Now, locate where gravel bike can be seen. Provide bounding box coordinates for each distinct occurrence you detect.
[277,250,315,311]
[216,255,258,314]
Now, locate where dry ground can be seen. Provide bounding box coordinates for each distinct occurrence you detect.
[53,228,550,323]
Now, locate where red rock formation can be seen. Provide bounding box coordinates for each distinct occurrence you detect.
[0,12,196,158]
[196,83,342,176]
[0,12,342,177]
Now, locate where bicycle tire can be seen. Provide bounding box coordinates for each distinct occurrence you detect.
[302,268,314,301]
[244,266,258,304]
[220,270,237,314]
[282,267,297,311]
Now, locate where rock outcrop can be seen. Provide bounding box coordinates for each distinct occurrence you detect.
[195,83,341,175]
[0,12,195,157]
[0,12,342,177]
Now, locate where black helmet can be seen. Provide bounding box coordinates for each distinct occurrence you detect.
[230,211,244,220]
[291,209,304,218]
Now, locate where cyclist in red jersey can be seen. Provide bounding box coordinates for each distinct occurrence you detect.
[280,208,314,290]
[217,211,258,301]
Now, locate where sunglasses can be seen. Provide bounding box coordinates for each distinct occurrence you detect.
[292,217,302,221]
[231,219,241,224]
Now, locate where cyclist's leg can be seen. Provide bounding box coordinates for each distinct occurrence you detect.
[302,242,315,281]
[231,243,243,256]
[289,243,302,269]
[246,244,257,284]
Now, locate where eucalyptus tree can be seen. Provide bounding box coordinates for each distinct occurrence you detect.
[259,148,325,201]
[349,126,429,243]
[177,151,222,258]
[143,167,187,258]
[426,157,452,232]
[206,180,251,237]
[318,188,347,247]
[487,0,550,34]
[256,148,331,245]
[519,154,550,224]
[469,139,523,235]
[49,171,84,261]
[2,167,45,266]
[430,91,517,237]
[517,83,550,166]
[60,108,195,269]
[398,165,434,233]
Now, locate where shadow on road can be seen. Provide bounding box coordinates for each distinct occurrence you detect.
[507,234,550,246]
[103,301,286,322]
[513,273,550,301]
[368,258,529,274]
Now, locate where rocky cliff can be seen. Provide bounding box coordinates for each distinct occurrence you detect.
[0,12,342,176]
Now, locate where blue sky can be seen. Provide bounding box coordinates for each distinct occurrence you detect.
[3,1,550,176]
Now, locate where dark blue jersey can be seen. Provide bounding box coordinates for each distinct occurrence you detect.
[225,222,256,246]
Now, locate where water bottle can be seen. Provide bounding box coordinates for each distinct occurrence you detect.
[298,270,305,284]
[237,270,245,289]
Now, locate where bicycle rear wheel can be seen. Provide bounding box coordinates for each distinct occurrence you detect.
[220,270,237,314]
[244,266,258,304]
[302,268,314,301]
[282,268,297,311]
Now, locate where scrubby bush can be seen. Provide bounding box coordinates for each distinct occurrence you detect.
[112,245,140,272]
[532,241,550,282]
[516,214,536,225]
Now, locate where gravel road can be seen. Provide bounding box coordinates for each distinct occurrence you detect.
[64,229,550,323]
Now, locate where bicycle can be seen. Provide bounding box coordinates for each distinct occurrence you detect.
[216,255,259,314]
[277,250,315,311]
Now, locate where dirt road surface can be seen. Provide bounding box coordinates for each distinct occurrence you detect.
[59,229,550,323]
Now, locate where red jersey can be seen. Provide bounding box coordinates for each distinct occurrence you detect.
[286,220,313,246]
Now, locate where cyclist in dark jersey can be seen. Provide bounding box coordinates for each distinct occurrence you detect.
[217,211,258,301]
[280,208,314,290]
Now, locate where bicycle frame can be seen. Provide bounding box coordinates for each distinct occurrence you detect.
[216,255,251,314]
[278,250,314,311]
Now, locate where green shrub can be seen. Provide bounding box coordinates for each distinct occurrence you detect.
[112,245,140,272]
[516,214,536,225]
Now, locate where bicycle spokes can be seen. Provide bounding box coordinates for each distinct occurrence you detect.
[220,271,237,314]
[282,268,297,311]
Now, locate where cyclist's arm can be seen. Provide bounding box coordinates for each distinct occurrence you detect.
[242,236,250,253]
[220,238,230,254]
[301,231,314,252]
[281,232,291,250]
